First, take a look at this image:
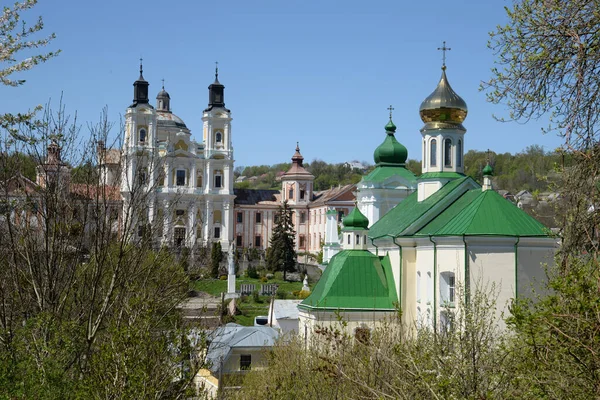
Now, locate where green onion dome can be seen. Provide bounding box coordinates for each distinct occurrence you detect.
[343,206,369,230]
[373,118,408,165]
[482,164,493,176]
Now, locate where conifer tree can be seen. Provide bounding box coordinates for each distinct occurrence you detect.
[210,241,223,278]
[266,201,296,280]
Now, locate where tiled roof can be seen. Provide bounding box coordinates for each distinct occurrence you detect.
[299,250,397,311]
[70,184,121,201]
[311,184,355,206]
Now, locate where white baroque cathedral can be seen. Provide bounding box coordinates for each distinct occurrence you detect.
[119,63,355,253]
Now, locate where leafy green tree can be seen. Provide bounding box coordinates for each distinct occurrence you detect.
[210,240,223,278]
[266,200,296,280]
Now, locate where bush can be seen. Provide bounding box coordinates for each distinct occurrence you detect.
[266,273,274,279]
[246,266,259,279]
[219,275,227,281]
[297,290,310,299]
[260,276,268,283]
[252,290,261,303]
[276,289,288,299]
[274,271,284,280]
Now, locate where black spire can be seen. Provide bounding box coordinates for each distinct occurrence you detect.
[131,58,150,107]
[205,62,228,112]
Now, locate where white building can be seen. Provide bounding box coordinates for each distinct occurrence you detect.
[299,63,558,338]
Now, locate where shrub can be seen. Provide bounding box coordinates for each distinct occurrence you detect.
[260,276,268,283]
[252,290,261,303]
[297,290,310,299]
[219,275,227,281]
[276,289,287,299]
[274,271,284,281]
[246,266,259,279]
[266,273,274,279]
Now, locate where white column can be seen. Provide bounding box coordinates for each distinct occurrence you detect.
[204,200,212,243]
[166,158,173,188]
[223,201,232,247]
[205,161,211,193]
[224,164,231,193]
[161,200,170,246]
[190,162,197,189]
[188,202,197,247]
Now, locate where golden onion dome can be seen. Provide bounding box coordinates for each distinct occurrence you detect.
[419,67,468,124]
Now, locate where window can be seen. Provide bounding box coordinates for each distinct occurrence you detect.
[214,227,220,239]
[288,188,294,200]
[237,212,243,223]
[300,211,306,224]
[214,174,222,188]
[299,235,305,248]
[347,234,351,245]
[255,213,262,224]
[176,170,185,186]
[457,140,463,167]
[363,235,367,244]
[444,138,452,167]
[138,171,147,186]
[174,227,186,247]
[255,235,261,247]
[139,128,146,143]
[338,210,345,222]
[430,139,437,167]
[356,234,360,244]
[236,235,243,246]
[300,189,305,199]
[176,209,184,216]
[417,271,422,302]
[216,132,222,143]
[240,354,251,370]
[137,224,145,237]
[440,272,456,305]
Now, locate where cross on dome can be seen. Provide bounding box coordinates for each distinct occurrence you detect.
[437,41,451,69]
[387,104,394,120]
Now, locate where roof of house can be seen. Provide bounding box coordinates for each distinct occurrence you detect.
[234,189,279,205]
[299,250,397,311]
[369,176,550,239]
[269,299,302,321]
[311,184,355,206]
[206,324,279,373]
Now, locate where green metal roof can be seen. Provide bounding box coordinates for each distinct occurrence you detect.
[416,189,481,235]
[418,171,465,180]
[369,177,471,239]
[362,165,417,185]
[342,207,369,230]
[424,189,549,236]
[299,250,397,311]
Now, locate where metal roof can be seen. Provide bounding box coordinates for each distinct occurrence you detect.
[369,177,470,239]
[299,250,397,311]
[361,165,417,185]
[205,323,279,373]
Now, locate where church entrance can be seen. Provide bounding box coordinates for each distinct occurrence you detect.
[174,227,186,247]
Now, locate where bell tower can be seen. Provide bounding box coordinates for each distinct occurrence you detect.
[418,42,468,201]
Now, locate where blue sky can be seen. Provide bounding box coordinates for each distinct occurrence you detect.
[5,0,563,168]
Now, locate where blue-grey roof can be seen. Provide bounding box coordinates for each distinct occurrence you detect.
[206,323,279,373]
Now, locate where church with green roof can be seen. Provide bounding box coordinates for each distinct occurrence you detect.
[299,60,557,338]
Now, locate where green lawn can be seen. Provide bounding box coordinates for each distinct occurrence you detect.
[190,277,304,326]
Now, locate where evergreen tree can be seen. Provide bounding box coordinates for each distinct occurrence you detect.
[210,241,223,278]
[266,201,296,280]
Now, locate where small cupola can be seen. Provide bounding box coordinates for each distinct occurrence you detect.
[373,112,408,166]
[482,163,493,191]
[342,206,369,250]
[131,59,150,107]
[156,80,171,112]
[205,63,227,112]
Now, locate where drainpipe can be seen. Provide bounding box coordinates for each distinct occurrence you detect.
[514,236,520,299]
[370,237,378,256]
[428,235,437,331]
[392,236,403,312]
[462,235,470,305]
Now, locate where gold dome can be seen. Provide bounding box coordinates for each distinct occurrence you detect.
[419,67,468,124]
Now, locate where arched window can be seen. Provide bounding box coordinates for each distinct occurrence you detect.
[444,138,452,167]
[216,132,222,143]
[139,128,146,143]
[430,139,437,167]
[440,271,456,305]
[457,140,463,167]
